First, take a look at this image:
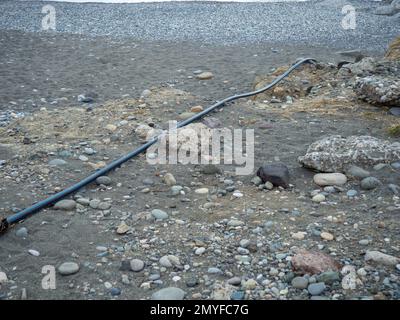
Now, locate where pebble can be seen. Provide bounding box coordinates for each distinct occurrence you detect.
[0,272,7,284]
[195,247,206,255]
[292,232,306,240]
[208,267,223,274]
[291,276,308,289]
[346,165,370,179]
[195,188,209,194]
[96,176,112,186]
[116,222,130,235]
[190,105,203,113]
[110,288,121,296]
[53,199,76,211]
[373,163,388,171]
[347,189,358,197]
[163,173,176,186]
[360,177,382,190]
[15,227,28,238]
[364,251,400,266]
[196,72,213,80]
[58,262,80,275]
[320,232,334,241]
[312,194,326,203]
[227,276,242,286]
[130,259,145,272]
[313,173,347,186]
[28,249,40,257]
[48,159,67,166]
[159,255,180,268]
[151,287,186,300]
[231,291,245,300]
[316,271,340,284]
[251,176,262,186]
[151,209,169,220]
[308,282,326,296]
[243,279,257,290]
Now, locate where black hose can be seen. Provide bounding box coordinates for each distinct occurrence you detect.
[0,58,315,234]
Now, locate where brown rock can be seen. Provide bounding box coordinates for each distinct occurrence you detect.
[291,250,341,275]
[385,36,400,61]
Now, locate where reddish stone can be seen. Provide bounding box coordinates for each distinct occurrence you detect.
[291,250,341,275]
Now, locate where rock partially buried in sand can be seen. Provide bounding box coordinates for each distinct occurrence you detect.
[58,262,80,276]
[54,199,77,211]
[291,250,341,274]
[299,135,400,172]
[196,72,213,80]
[151,287,186,300]
[256,163,290,188]
[313,173,347,186]
[364,251,400,267]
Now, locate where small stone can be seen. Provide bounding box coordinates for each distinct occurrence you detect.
[96,176,112,186]
[15,227,28,238]
[365,251,400,266]
[308,282,326,296]
[312,194,326,203]
[231,291,245,300]
[292,250,341,274]
[313,173,347,186]
[116,222,130,235]
[346,165,370,179]
[256,163,290,188]
[151,209,169,220]
[163,173,176,186]
[208,267,223,274]
[151,287,186,300]
[292,232,306,240]
[28,249,40,256]
[347,189,358,197]
[291,276,308,289]
[195,188,209,194]
[159,255,181,268]
[195,247,206,255]
[373,163,387,171]
[196,72,213,80]
[264,181,274,190]
[360,177,382,190]
[251,176,262,186]
[320,232,334,241]
[110,288,121,296]
[0,272,8,284]
[105,124,117,132]
[54,199,76,211]
[317,271,340,284]
[190,106,203,113]
[227,277,242,286]
[130,259,145,272]
[358,239,370,245]
[79,155,88,162]
[58,262,80,275]
[179,112,196,120]
[243,279,257,290]
[48,159,66,166]
[388,184,400,195]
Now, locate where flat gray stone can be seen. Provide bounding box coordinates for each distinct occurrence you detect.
[151,287,186,300]
[58,262,80,275]
[54,199,77,211]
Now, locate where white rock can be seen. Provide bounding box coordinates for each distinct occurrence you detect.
[195,188,209,194]
[28,249,40,257]
[364,250,400,266]
[312,194,326,203]
[0,272,8,284]
[313,173,347,186]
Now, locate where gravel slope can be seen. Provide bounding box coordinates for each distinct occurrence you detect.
[0,0,397,50]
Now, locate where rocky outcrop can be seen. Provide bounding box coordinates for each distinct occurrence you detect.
[354,75,400,107]
[298,135,400,172]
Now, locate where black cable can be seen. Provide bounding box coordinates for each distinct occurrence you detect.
[0,58,315,234]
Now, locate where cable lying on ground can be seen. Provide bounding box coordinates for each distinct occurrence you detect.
[0,58,316,234]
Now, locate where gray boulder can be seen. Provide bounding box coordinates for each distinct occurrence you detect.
[298,135,400,172]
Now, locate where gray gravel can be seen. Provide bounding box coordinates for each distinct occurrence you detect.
[0,0,397,50]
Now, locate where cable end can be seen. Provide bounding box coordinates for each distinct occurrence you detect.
[0,218,9,234]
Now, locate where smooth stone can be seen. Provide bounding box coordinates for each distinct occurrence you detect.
[179,112,196,120]
[364,251,400,266]
[231,291,245,300]
[320,232,334,241]
[48,159,66,166]
[346,165,370,179]
[208,267,223,274]
[190,105,203,113]
[391,161,400,169]
[58,262,80,275]
[196,72,213,80]
[200,164,221,175]
[316,271,340,284]
[15,227,28,238]
[163,173,176,186]
[251,176,263,186]
[308,282,326,295]
[195,188,209,194]
[312,194,326,203]
[347,189,358,197]
[143,178,155,185]
[171,185,183,195]
[388,184,400,195]
[373,163,388,171]
[130,259,145,272]
[110,288,121,296]
[96,176,112,186]
[291,276,308,289]
[256,162,290,188]
[28,249,40,256]
[389,107,400,116]
[53,199,76,211]
[227,277,242,286]
[360,177,382,190]
[151,287,186,300]
[116,222,129,235]
[313,173,347,186]
[195,247,206,255]
[151,209,169,220]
